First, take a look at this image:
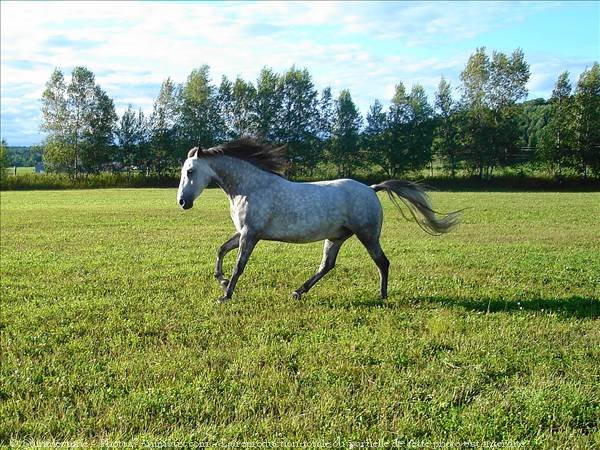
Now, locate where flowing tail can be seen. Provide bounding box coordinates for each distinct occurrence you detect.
[371,180,461,235]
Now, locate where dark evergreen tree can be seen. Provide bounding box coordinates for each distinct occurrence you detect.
[318,87,335,143]
[329,89,362,177]
[217,75,235,141]
[149,77,181,174]
[230,77,257,138]
[432,77,459,176]
[407,84,434,173]
[538,72,575,176]
[0,139,9,184]
[275,66,320,173]
[363,99,389,175]
[116,105,148,172]
[382,82,413,176]
[255,67,283,142]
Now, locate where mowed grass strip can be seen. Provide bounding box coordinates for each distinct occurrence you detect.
[1,189,599,447]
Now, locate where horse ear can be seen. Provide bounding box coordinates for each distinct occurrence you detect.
[187,147,201,158]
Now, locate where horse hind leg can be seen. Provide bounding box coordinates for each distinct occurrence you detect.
[292,236,349,299]
[357,235,390,299]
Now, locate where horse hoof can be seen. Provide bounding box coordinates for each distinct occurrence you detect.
[219,279,229,291]
[217,295,230,303]
[291,291,302,300]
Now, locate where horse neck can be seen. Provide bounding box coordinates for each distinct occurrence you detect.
[208,155,276,198]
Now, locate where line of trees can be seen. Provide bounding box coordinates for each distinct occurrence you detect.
[520,69,600,178]
[0,139,9,184]
[36,48,600,179]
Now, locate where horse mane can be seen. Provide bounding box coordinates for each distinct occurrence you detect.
[188,137,289,177]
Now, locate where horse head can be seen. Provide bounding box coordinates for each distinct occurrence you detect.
[177,147,216,210]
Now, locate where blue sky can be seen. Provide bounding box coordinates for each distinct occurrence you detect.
[1,1,598,146]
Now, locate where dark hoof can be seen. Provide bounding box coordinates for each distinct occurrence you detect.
[291,291,302,300]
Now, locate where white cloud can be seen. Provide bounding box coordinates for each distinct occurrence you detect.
[527,56,596,98]
[1,1,597,145]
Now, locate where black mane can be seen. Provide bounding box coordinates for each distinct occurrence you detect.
[188,137,288,177]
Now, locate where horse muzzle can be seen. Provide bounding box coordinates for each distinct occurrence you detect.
[178,197,193,210]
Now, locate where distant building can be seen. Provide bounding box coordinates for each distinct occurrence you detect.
[34,162,44,173]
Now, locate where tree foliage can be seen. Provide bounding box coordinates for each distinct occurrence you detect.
[116,105,148,171]
[458,47,530,178]
[538,72,575,176]
[573,63,600,176]
[179,66,220,149]
[329,89,362,177]
[0,139,9,183]
[33,53,599,181]
[254,67,283,142]
[275,66,320,172]
[363,99,389,175]
[149,77,181,174]
[41,67,117,176]
[432,78,459,176]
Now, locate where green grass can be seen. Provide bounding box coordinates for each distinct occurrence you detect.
[1,171,178,191]
[1,189,599,448]
[3,166,35,175]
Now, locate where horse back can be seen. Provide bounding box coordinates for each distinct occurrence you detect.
[250,178,382,242]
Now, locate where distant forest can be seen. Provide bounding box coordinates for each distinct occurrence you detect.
[4,146,41,167]
[3,47,599,180]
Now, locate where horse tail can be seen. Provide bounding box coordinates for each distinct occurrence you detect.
[370,180,461,235]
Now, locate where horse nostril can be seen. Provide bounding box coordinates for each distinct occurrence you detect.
[179,198,185,207]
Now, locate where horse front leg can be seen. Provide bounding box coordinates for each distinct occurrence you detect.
[215,232,240,291]
[218,231,258,302]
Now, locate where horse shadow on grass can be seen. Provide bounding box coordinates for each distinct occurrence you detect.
[337,294,599,319]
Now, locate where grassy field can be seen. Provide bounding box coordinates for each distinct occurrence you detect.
[3,166,36,175]
[1,188,599,448]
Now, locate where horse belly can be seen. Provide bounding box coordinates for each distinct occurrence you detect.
[262,208,347,243]
[251,180,371,243]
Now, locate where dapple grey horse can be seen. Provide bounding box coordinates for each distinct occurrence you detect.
[177,138,460,302]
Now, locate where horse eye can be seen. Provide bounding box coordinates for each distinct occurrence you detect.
[187,168,194,175]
